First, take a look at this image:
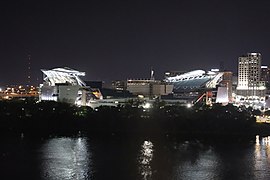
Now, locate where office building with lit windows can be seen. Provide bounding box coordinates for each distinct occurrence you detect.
[236,53,266,98]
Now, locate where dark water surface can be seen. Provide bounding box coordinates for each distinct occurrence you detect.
[1,134,270,180]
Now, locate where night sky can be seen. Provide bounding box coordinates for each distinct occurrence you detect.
[1,0,270,85]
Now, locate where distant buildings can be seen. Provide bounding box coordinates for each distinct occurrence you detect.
[216,71,233,103]
[9,52,268,110]
[261,65,270,94]
[126,79,173,97]
[111,80,127,91]
[236,53,266,97]
[261,65,269,81]
[0,85,38,100]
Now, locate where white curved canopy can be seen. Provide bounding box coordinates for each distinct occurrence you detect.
[166,70,206,82]
[166,69,224,90]
[41,67,86,86]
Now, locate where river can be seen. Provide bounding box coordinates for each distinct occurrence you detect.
[1,134,270,179]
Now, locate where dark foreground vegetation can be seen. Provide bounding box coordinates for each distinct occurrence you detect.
[0,99,269,140]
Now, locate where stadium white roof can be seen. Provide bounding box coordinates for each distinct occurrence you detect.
[41,67,86,86]
[166,70,224,92]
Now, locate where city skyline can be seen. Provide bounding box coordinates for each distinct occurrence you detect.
[1,1,270,85]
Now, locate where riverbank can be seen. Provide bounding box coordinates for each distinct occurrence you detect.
[0,100,268,140]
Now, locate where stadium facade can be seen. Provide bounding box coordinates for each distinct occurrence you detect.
[39,67,102,105]
[165,69,231,104]
[126,79,173,97]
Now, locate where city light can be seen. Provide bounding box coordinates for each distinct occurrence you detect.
[143,102,151,109]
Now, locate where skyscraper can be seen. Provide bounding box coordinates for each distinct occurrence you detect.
[261,65,270,84]
[236,53,266,97]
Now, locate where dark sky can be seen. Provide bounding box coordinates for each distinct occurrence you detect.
[1,0,270,85]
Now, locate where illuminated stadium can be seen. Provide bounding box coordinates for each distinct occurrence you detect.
[166,70,224,92]
[41,67,86,86]
[165,70,227,104]
[39,67,102,105]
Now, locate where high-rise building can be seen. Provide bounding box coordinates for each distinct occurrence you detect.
[261,65,270,83]
[236,53,266,97]
[261,65,270,95]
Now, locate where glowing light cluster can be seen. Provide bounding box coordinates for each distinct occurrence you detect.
[142,102,152,109]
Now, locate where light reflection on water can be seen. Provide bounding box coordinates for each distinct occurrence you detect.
[174,142,219,180]
[138,140,154,180]
[253,135,270,179]
[135,137,270,180]
[40,136,92,180]
[3,135,270,179]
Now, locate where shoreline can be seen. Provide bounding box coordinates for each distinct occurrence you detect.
[0,100,269,140]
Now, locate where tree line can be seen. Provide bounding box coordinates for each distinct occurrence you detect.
[0,99,267,139]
